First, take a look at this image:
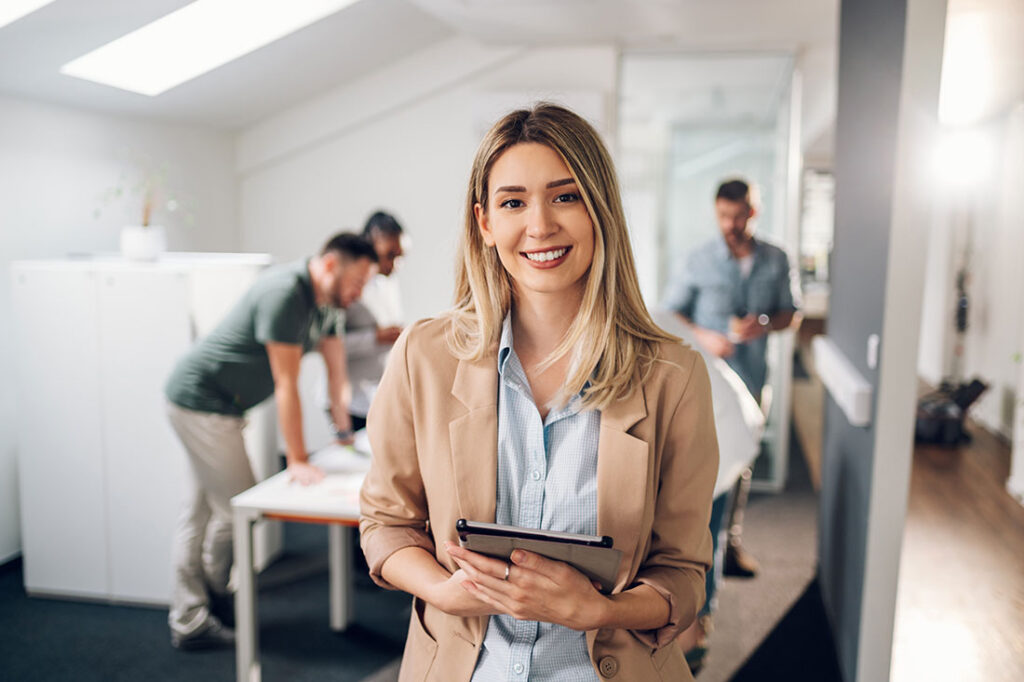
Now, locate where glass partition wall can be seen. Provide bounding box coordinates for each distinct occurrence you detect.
[619,52,801,491]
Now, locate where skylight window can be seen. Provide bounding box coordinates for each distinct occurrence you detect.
[60,0,359,96]
[0,1,58,30]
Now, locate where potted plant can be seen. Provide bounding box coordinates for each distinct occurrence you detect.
[95,155,186,261]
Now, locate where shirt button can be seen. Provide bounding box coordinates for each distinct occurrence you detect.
[513,662,524,674]
[598,656,619,678]
[531,470,542,481]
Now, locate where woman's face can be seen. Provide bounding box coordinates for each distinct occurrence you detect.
[475,142,595,303]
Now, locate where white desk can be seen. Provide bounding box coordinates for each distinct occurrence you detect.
[231,444,371,682]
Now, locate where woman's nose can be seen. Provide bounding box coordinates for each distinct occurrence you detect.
[525,204,557,239]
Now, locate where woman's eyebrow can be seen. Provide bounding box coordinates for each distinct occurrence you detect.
[494,178,576,194]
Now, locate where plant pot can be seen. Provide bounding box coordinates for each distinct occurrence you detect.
[120,225,167,261]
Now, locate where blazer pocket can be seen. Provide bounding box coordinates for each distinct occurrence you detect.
[398,597,439,682]
[652,642,691,681]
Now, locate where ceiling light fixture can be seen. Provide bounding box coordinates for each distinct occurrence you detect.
[0,0,58,30]
[60,0,359,96]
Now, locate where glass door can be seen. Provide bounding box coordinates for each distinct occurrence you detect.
[619,51,801,491]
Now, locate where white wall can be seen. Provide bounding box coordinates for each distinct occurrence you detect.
[798,43,838,168]
[0,95,238,563]
[237,37,619,322]
[917,104,1024,437]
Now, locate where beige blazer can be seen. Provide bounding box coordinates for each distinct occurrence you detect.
[360,317,719,682]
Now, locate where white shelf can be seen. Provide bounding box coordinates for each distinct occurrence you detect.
[813,335,874,427]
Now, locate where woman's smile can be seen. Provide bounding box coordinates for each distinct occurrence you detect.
[522,245,572,267]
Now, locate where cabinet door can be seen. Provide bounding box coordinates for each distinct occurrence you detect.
[98,269,192,604]
[12,266,107,599]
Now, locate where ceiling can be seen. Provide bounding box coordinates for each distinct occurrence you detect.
[407,0,836,50]
[620,54,795,130]
[0,0,453,129]
[0,0,838,131]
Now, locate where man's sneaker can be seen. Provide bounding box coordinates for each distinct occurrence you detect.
[171,618,235,651]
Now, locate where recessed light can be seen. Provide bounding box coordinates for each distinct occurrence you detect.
[0,1,58,30]
[60,0,359,97]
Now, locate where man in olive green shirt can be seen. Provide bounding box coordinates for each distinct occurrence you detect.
[164,233,377,649]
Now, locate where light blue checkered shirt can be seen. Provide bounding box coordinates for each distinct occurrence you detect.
[661,236,799,397]
[470,316,601,682]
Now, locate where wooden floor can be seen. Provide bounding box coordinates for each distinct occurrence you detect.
[792,335,1024,680]
[791,354,824,491]
[892,424,1024,681]
[792,320,826,491]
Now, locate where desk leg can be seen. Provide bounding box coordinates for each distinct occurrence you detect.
[234,510,260,682]
[328,524,352,631]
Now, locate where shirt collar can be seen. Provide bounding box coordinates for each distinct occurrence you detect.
[497,312,514,377]
[496,311,589,417]
[714,234,760,261]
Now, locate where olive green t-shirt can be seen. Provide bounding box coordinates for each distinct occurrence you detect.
[165,259,341,416]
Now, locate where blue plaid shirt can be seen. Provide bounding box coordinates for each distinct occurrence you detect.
[662,236,799,397]
[470,316,601,682]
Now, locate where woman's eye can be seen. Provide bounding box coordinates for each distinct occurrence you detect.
[554,192,580,203]
[499,198,524,209]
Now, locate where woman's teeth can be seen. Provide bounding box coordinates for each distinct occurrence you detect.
[524,248,568,262]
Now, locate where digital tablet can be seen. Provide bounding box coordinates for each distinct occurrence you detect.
[455,519,622,593]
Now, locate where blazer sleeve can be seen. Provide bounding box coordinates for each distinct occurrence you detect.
[359,324,435,589]
[632,351,719,647]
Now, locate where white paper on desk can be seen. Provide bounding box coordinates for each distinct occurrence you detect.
[318,473,364,504]
[310,443,373,474]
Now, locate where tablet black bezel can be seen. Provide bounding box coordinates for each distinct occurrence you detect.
[455,519,613,549]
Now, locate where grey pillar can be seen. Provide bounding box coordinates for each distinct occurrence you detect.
[820,1,948,680]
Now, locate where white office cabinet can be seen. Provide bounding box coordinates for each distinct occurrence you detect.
[12,253,279,606]
[12,267,108,599]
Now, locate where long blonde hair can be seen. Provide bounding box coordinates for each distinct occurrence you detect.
[447,103,677,411]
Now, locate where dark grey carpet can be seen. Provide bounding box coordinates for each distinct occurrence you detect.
[0,523,408,681]
[733,577,843,681]
[697,427,833,681]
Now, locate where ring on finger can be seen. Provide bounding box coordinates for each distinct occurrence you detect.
[503,563,511,581]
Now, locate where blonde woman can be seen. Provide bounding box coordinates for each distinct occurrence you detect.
[359,103,719,682]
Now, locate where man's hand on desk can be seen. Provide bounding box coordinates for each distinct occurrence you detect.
[287,459,325,486]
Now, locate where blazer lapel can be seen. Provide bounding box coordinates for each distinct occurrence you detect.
[596,382,649,588]
[449,352,499,525]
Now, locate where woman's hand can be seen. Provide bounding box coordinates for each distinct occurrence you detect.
[427,567,501,618]
[379,546,498,618]
[445,541,609,631]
